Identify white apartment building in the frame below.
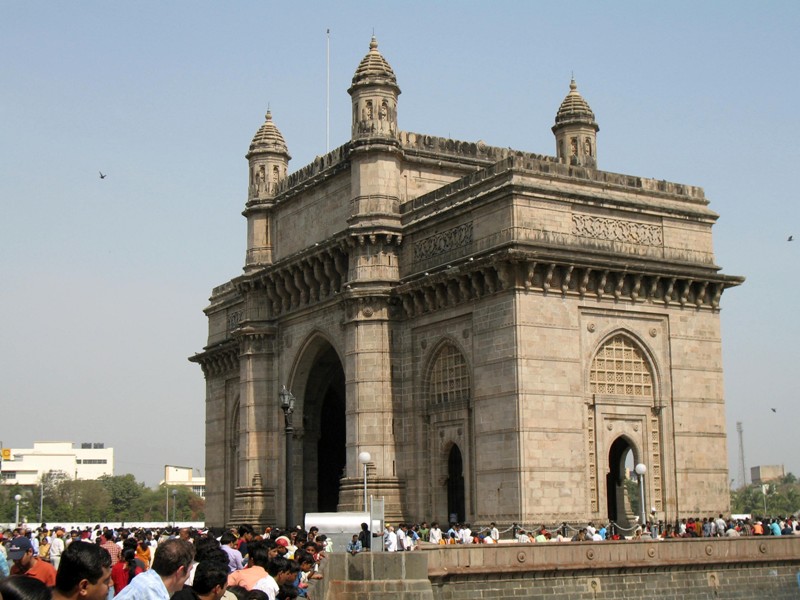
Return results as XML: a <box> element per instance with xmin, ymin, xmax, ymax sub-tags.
<box><xmin>0</xmin><ymin>441</ymin><xmax>114</xmax><ymax>484</ymax></box>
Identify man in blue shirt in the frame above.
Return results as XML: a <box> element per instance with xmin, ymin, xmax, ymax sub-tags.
<box><xmin>115</xmin><ymin>539</ymin><xmax>194</xmax><ymax>600</ymax></box>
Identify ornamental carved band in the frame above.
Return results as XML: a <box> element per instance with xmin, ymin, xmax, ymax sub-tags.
<box><xmin>572</xmin><ymin>214</ymin><xmax>663</xmax><ymax>247</ymax></box>
<box><xmin>414</xmin><ymin>222</ymin><xmax>473</xmax><ymax>262</ymax></box>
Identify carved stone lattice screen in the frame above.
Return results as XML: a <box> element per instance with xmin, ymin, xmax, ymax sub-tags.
<box><xmin>429</xmin><ymin>344</ymin><xmax>470</xmax><ymax>407</ymax></box>
<box><xmin>589</xmin><ymin>335</ymin><xmax>653</xmax><ymax>397</ymax></box>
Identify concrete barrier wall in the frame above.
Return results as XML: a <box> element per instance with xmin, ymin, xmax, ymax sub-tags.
<box><xmin>422</xmin><ymin>537</ymin><xmax>800</xmax><ymax>600</ymax></box>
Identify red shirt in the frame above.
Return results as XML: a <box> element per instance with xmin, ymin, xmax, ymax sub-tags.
<box><xmin>111</xmin><ymin>561</ymin><xmax>144</xmax><ymax>593</ymax></box>
<box><xmin>11</xmin><ymin>557</ymin><xmax>57</xmax><ymax>587</ymax></box>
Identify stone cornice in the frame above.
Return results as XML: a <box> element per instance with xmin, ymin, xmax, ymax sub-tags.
<box><xmin>189</xmin><ymin>339</ymin><xmax>239</xmax><ymax>378</ymax></box>
<box><xmin>395</xmin><ymin>249</ymin><xmax>743</xmax><ymax>317</ymax></box>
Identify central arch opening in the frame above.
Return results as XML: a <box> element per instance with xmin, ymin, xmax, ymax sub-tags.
<box><xmin>316</xmin><ymin>376</ymin><xmax>345</xmax><ymax>511</ymax></box>
<box><xmin>300</xmin><ymin>341</ymin><xmax>346</xmax><ymax>515</ymax></box>
<box><xmin>607</xmin><ymin>437</ymin><xmax>637</xmax><ymax>529</ymax></box>
<box><xmin>447</xmin><ymin>444</ymin><xmax>465</xmax><ymax>523</ymax></box>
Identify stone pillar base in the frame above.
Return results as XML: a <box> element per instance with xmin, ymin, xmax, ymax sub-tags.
<box><xmin>338</xmin><ymin>477</ymin><xmax>405</xmax><ymax>522</ymax></box>
<box><xmin>228</xmin><ymin>475</ymin><xmax>276</xmax><ymax>529</ymax></box>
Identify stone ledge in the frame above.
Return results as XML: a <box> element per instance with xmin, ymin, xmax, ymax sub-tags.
<box><xmin>421</xmin><ymin>536</ymin><xmax>800</xmax><ymax>577</ymax></box>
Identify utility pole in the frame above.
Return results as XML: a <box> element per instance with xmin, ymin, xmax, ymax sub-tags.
<box><xmin>736</xmin><ymin>422</ymin><xmax>747</xmax><ymax>489</ymax></box>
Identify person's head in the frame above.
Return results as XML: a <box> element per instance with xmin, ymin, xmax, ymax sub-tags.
<box><xmin>294</xmin><ymin>550</ymin><xmax>317</xmax><ymax>573</ymax></box>
<box><xmin>237</xmin><ymin>525</ymin><xmax>254</xmax><ymax>541</ymax></box>
<box><xmin>360</xmin><ymin>522</ymin><xmax>369</xmax><ymax>532</ymax></box>
<box><xmin>9</xmin><ymin>537</ymin><xmax>36</xmax><ymax>572</ymax></box>
<box><xmin>276</xmin><ymin>584</ymin><xmax>299</xmax><ymax>600</ymax></box>
<box><xmin>102</xmin><ymin>531</ymin><xmax>114</xmax><ymax>543</ymax></box>
<box><xmin>191</xmin><ymin>561</ymin><xmax>229</xmax><ymax>600</ymax></box>
<box><xmin>194</xmin><ymin>537</ymin><xmax>224</xmax><ymax>564</ymax></box>
<box><xmin>179</xmin><ymin>528</ymin><xmax>191</xmax><ymax>542</ymax></box>
<box><xmin>151</xmin><ymin>538</ymin><xmax>195</xmax><ymax>594</ymax></box>
<box><xmin>220</xmin><ymin>531</ymin><xmax>237</xmax><ymax>547</ymax></box>
<box><xmin>0</xmin><ymin>575</ymin><xmax>52</xmax><ymax>600</ymax></box>
<box><xmin>227</xmin><ymin>587</ymin><xmax>249</xmax><ymax>600</ymax></box>
<box><xmin>245</xmin><ymin>591</ymin><xmax>269</xmax><ymax>600</ymax></box>
<box><xmin>267</xmin><ymin>556</ymin><xmax>298</xmax><ymax>586</ymax></box>
<box><xmin>351</xmin><ymin>534</ymin><xmax>358</xmax><ymax>542</ymax></box>
<box><xmin>248</xmin><ymin>540</ymin><xmax>270</xmax><ymax>569</ymax></box>
<box><xmin>55</xmin><ymin>541</ymin><xmax>113</xmax><ymax>600</ymax></box>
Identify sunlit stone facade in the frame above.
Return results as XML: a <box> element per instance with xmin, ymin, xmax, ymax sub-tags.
<box><xmin>191</xmin><ymin>38</ymin><xmax>743</xmax><ymax>529</ymax></box>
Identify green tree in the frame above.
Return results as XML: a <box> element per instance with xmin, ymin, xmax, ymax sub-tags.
<box><xmin>98</xmin><ymin>474</ymin><xmax>145</xmax><ymax>520</ymax></box>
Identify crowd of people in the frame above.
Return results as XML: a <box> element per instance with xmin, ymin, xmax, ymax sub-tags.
<box><xmin>0</xmin><ymin>523</ymin><xmax>333</xmax><ymax>600</ymax></box>
<box><xmin>1</xmin><ymin>514</ymin><xmax>798</xmax><ymax>600</ymax></box>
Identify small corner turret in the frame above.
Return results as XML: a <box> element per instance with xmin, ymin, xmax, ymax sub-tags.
<box><xmin>244</xmin><ymin>109</ymin><xmax>290</xmax><ymax>270</ymax></box>
<box><xmin>246</xmin><ymin>109</ymin><xmax>291</xmax><ymax>201</ymax></box>
<box><xmin>552</xmin><ymin>79</ymin><xmax>599</xmax><ymax>168</ymax></box>
<box><xmin>348</xmin><ymin>36</ymin><xmax>401</xmax><ymax>141</ymax></box>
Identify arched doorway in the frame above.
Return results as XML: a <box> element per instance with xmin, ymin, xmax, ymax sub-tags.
<box><xmin>447</xmin><ymin>444</ymin><xmax>465</xmax><ymax>523</ymax></box>
<box><xmin>607</xmin><ymin>437</ymin><xmax>637</xmax><ymax>529</ymax></box>
<box><xmin>298</xmin><ymin>341</ymin><xmax>346</xmax><ymax>515</ymax></box>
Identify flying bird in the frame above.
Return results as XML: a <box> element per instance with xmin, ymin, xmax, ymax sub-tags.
<box><xmin>771</xmin><ymin>408</ymin><xmax>777</xmax><ymax>413</ymax></box>
<box><xmin>789</xmin><ymin>235</ymin><xmax>794</xmax><ymax>242</ymax></box>
<box><xmin>99</xmin><ymin>171</ymin><xmax>107</xmax><ymax>179</ymax></box>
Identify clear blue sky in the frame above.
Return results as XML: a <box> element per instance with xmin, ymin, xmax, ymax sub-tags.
<box><xmin>1</xmin><ymin>1</ymin><xmax>797</xmax><ymax>488</ymax></box>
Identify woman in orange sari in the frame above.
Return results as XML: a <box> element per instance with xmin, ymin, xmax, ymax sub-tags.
<box><xmin>135</xmin><ymin>538</ymin><xmax>151</xmax><ymax>569</ymax></box>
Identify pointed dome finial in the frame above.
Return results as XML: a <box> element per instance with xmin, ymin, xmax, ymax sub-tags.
<box><xmin>570</xmin><ymin>78</ymin><xmax>577</xmax><ymax>92</ymax></box>
<box><xmin>349</xmin><ymin>35</ymin><xmax>399</xmax><ymax>92</ymax></box>
<box><xmin>248</xmin><ymin>108</ymin><xmax>290</xmax><ymax>158</ymax></box>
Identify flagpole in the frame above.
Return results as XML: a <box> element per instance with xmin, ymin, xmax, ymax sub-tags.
<box><xmin>326</xmin><ymin>28</ymin><xmax>330</xmax><ymax>153</ymax></box>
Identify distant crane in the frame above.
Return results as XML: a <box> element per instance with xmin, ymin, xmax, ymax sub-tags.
<box><xmin>737</xmin><ymin>421</ymin><xmax>747</xmax><ymax>489</ymax></box>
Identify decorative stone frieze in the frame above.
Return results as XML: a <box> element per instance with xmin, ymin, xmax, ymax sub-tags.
<box><xmin>413</xmin><ymin>222</ymin><xmax>473</xmax><ymax>262</ymax></box>
<box><xmin>572</xmin><ymin>214</ymin><xmax>663</xmax><ymax>247</ymax></box>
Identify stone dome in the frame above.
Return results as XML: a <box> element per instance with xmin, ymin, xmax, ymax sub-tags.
<box><xmin>350</xmin><ymin>36</ymin><xmax>399</xmax><ymax>91</ymax></box>
<box><xmin>248</xmin><ymin>110</ymin><xmax>290</xmax><ymax>157</ymax></box>
<box><xmin>554</xmin><ymin>79</ymin><xmax>598</xmax><ymax>131</ymax></box>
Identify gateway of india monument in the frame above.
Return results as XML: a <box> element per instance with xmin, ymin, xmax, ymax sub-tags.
<box><xmin>191</xmin><ymin>37</ymin><xmax>743</xmax><ymax>530</ymax></box>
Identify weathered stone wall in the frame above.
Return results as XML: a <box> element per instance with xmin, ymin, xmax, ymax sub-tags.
<box><xmin>309</xmin><ymin>538</ymin><xmax>800</xmax><ymax>600</ymax></box>
<box><xmin>423</xmin><ymin>538</ymin><xmax>800</xmax><ymax>600</ymax></box>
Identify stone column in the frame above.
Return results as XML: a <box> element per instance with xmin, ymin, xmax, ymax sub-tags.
<box><xmin>228</xmin><ymin>323</ymin><xmax>278</xmax><ymax>528</ymax></box>
<box><xmin>338</xmin><ymin>295</ymin><xmax>404</xmax><ymax>521</ymax></box>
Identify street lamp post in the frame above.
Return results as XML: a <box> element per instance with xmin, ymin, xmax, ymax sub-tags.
<box><xmin>280</xmin><ymin>385</ymin><xmax>296</xmax><ymax>529</ymax></box>
<box><xmin>171</xmin><ymin>489</ymin><xmax>177</xmax><ymax>526</ymax></box>
<box><xmin>14</xmin><ymin>493</ymin><xmax>22</xmax><ymax>525</ymax></box>
<box><xmin>358</xmin><ymin>451</ymin><xmax>371</xmax><ymax>512</ymax></box>
<box><xmin>634</xmin><ymin>463</ymin><xmax>647</xmax><ymax>532</ymax></box>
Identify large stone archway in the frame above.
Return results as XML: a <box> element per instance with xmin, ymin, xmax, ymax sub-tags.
<box><xmin>291</xmin><ymin>336</ymin><xmax>347</xmax><ymax>516</ymax></box>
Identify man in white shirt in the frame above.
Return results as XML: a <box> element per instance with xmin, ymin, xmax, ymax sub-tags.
<box><xmin>489</xmin><ymin>523</ymin><xmax>500</xmax><ymax>543</ymax></box>
<box><xmin>49</xmin><ymin>528</ymin><xmax>66</xmax><ymax>569</ymax></box>
<box><xmin>384</xmin><ymin>526</ymin><xmax>398</xmax><ymax>552</ymax></box>
<box><xmin>459</xmin><ymin>524</ymin><xmax>472</xmax><ymax>544</ymax></box>
<box><xmin>252</xmin><ymin>557</ymin><xmax>297</xmax><ymax>600</ymax></box>
<box><xmin>396</xmin><ymin>524</ymin><xmax>407</xmax><ymax>551</ymax></box>
<box><xmin>428</xmin><ymin>523</ymin><xmax>443</xmax><ymax>545</ymax></box>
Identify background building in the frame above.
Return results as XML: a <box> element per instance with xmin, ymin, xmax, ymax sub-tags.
<box><xmin>192</xmin><ymin>38</ymin><xmax>742</xmax><ymax>529</ymax></box>
<box><xmin>0</xmin><ymin>441</ymin><xmax>113</xmax><ymax>484</ymax></box>
<box><xmin>751</xmin><ymin>465</ymin><xmax>785</xmax><ymax>485</ymax></box>
<box><xmin>162</xmin><ymin>464</ymin><xmax>206</xmax><ymax>497</ymax></box>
